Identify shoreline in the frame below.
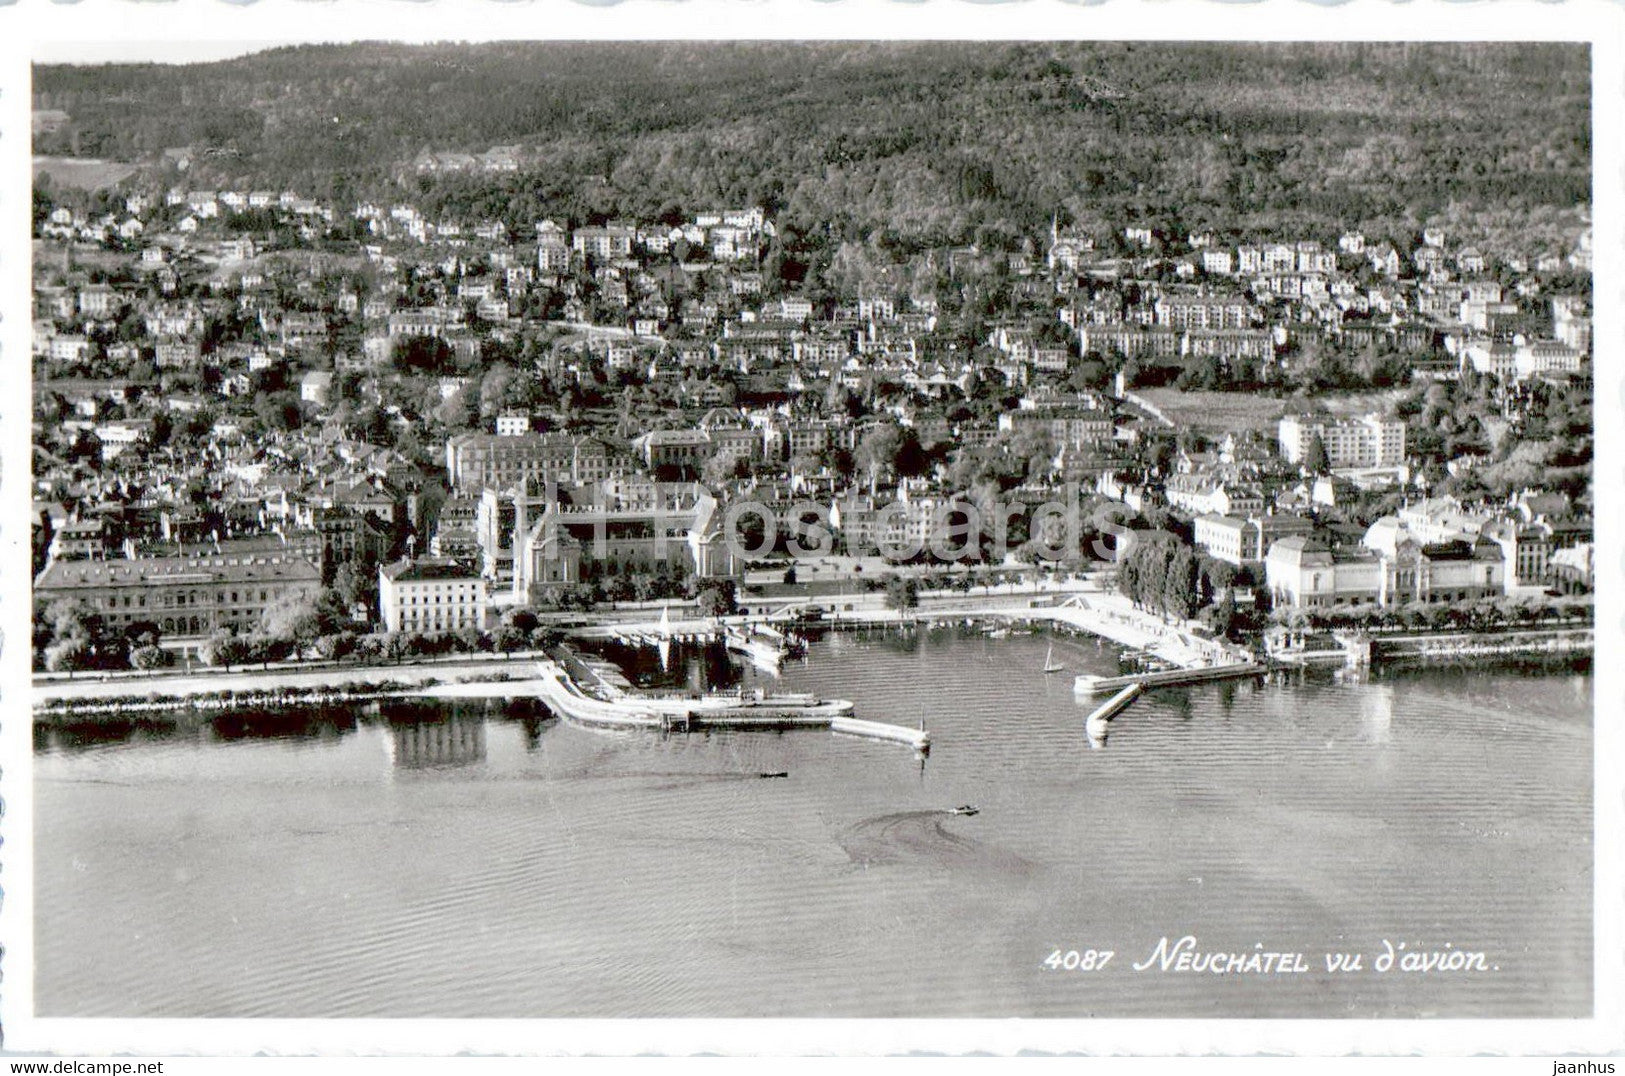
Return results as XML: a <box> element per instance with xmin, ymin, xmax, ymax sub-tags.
<box><xmin>30</xmin><ymin>614</ymin><xmax>1593</xmax><ymax>721</ymax></box>
<box><xmin>32</xmin><ymin>655</ymin><xmax>550</xmax><ymax>717</ymax></box>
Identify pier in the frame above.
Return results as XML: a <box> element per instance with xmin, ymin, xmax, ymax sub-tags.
<box><xmin>830</xmin><ymin>716</ymin><xmax>931</xmax><ymax>751</ymax></box>
<box><xmin>1073</xmin><ymin>661</ymin><xmax>1266</xmax><ymax>695</ymax></box>
<box><xmin>1084</xmin><ymin>683</ymin><xmax>1144</xmax><ymax>723</ymax></box>
<box><xmin>425</xmin><ymin>658</ymin><xmax>929</xmax><ymax>751</ymax></box>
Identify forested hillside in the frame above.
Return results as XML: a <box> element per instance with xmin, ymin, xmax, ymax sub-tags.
<box><xmin>34</xmin><ymin>41</ymin><xmax>1590</xmax><ymax>247</ymax></box>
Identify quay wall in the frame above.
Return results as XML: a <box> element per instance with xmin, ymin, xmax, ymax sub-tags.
<box><xmin>1372</xmin><ymin>627</ymin><xmax>1592</xmax><ymax>664</ymax></box>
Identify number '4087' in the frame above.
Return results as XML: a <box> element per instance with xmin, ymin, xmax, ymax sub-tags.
<box><xmin>1043</xmin><ymin>949</ymin><xmax>1114</xmax><ymax>971</ymax></box>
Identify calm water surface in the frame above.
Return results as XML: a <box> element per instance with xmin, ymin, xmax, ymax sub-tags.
<box><xmin>34</xmin><ymin>630</ymin><xmax>1592</xmax><ymax>1017</ymax></box>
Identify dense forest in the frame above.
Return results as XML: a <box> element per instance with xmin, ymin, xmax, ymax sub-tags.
<box><xmin>34</xmin><ymin>41</ymin><xmax>1590</xmax><ymax>249</ymax></box>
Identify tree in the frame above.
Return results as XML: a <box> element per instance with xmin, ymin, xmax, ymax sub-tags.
<box><xmin>313</xmin><ymin>631</ymin><xmax>358</xmax><ymax>661</ymax></box>
<box><xmin>391</xmin><ymin>335</ymin><xmax>454</xmax><ymax>375</ymax></box>
<box><xmin>1206</xmin><ymin>589</ymin><xmax>1238</xmax><ymax>639</ymax></box>
<box><xmin>1304</xmin><ymin>433</ymin><xmax>1330</xmax><ymax>475</ymax></box>
<box><xmin>436</xmin><ymin>386</ymin><xmax>480</xmax><ymax>430</ymax></box>
<box><xmin>694</xmin><ymin>580</ymin><xmax>738</xmax><ymax>617</ymax></box>
<box><xmin>201</xmin><ymin>629</ymin><xmax>251</xmax><ymax>670</ymax></box>
<box><xmin>504</xmin><ymin>608</ymin><xmax>540</xmax><ymax>634</ymax></box>
<box><xmin>386</xmin><ymin>631</ymin><xmax>417</xmax><ymax>663</ymax></box>
<box><xmin>40</xmin><ymin>599</ymin><xmax>110</xmax><ymax>670</ymax></box>
<box><xmin>527</xmin><ymin>625</ymin><xmax>563</xmax><ymax>651</ymax></box>
<box><xmin>1198</xmin><ymin>555</ymin><xmax>1237</xmax><ymax>607</ymax></box>
<box><xmin>261</xmin><ymin>590</ymin><xmax>332</xmax><ymax>655</ymax></box>
<box><xmin>1160</xmin><ymin>544</ymin><xmax>1199</xmax><ymax>621</ymax></box>
<box><xmin>493</xmin><ymin>625</ymin><xmax>528</xmax><ymax>652</ymax></box>
<box><xmin>884</xmin><ymin>573</ymin><xmax>920</xmax><ymax>614</ymax></box>
<box><xmin>130</xmin><ymin>644</ymin><xmax>171</xmax><ymax>671</ymax></box>
<box><xmin>894</xmin><ymin>428</ymin><xmax>930</xmax><ymax>478</ymax></box>
<box><xmin>330</xmin><ymin>560</ymin><xmax>376</xmax><ymax>615</ymax></box>
<box><xmin>45</xmin><ymin>639</ymin><xmax>94</xmax><ymax>673</ymax></box>
<box><xmin>701</xmin><ymin>450</ymin><xmax>748</xmax><ymax>488</ymax></box>
<box><xmin>254</xmin><ymin>391</ymin><xmax>304</xmax><ymax>432</ymax></box>
<box><xmin>48</xmin><ymin>599</ymin><xmax>104</xmax><ymax>647</ymax></box>
<box><xmin>855</xmin><ymin>424</ymin><xmax>903</xmax><ymax>484</ymax></box>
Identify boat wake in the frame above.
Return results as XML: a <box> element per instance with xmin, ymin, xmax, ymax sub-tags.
<box><xmin>836</xmin><ymin>810</ymin><xmax>1035</xmax><ymax>876</ymax></box>
<box><xmin>547</xmin><ymin>769</ymin><xmax>795</xmax><ymax>791</ymax></box>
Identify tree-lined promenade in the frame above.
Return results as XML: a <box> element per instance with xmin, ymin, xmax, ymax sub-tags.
<box><xmin>33</xmin><ymin>651</ymin><xmax>555</xmax><ymax>708</ymax></box>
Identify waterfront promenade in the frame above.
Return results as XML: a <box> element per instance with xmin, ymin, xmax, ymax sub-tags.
<box><xmin>909</xmin><ymin>589</ymin><xmax>1246</xmax><ymax>670</ymax></box>
<box><xmin>33</xmin><ymin>653</ymin><xmax>552</xmax><ymax>707</ymax></box>
<box><xmin>588</xmin><ymin>582</ymin><xmax>1243</xmax><ymax>672</ymax></box>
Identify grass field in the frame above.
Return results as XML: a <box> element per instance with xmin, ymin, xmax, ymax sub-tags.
<box><xmin>1133</xmin><ymin>389</ymin><xmax>1291</xmax><ymax>433</ymax></box>
<box><xmin>1317</xmin><ymin>389</ymin><xmax>1410</xmax><ymax>416</ymax></box>
<box><xmin>1134</xmin><ymin>387</ymin><xmax>1408</xmax><ymax>433</ymax></box>
<box><xmin>33</xmin><ymin>156</ymin><xmax>139</xmax><ymax>191</ymax></box>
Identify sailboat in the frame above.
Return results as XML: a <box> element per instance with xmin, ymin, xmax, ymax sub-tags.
<box><xmin>1043</xmin><ymin>644</ymin><xmax>1065</xmax><ymax>674</ymax></box>
<box><xmin>657</xmin><ymin>605</ymin><xmax>673</xmax><ymax>669</ymax></box>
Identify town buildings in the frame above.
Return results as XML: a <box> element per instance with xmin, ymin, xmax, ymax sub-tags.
<box><xmin>29</xmin><ymin>161</ymin><xmax>1592</xmax><ymax>667</ymax></box>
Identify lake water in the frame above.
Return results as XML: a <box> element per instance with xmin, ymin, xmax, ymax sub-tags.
<box><xmin>33</xmin><ymin>629</ymin><xmax>1593</xmax><ymax>1018</ymax></box>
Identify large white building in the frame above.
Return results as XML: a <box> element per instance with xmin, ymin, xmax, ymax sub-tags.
<box><xmin>379</xmin><ymin>558</ymin><xmax>490</xmax><ymax>634</ymax></box>
<box><xmin>571</xmin><ymin>225</ymin><xmax>636</xmax><ymax>261</ymax></box>
<box><xmin>1265</xmin><ymin>519</ymin><xmax>1505</xmax><ymax>610</ymax></box>
<box><xmin>1164</xmin><ymin>477</ymin><xmax>1265</xmax><ymax>519</ymax></box>
<box><xmin>1514</xmin><ymin>340</ymin><xmax>1585</xmax><ymax>380</ymax></box>
<box><xmin>1153</xmin><ymin>293</ymin><xmax>1251</xmax><ymax>331</ymax></box>
<box><xmin>1278</xmin><ymin>413</ymin><xmax>1406</xmax><ymax>469</ymax></box>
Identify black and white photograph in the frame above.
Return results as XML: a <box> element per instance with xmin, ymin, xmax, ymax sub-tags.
<box><xmin>6</xmin><ymin>2</ymin><xmax>1623</xmax><ymax>1062</ymax></box>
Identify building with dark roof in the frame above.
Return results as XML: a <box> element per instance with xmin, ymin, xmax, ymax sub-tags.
<box><xmin>35</xmin><ymin>551</ymin><xmax>320</xmax><ymax>639</ymax></box>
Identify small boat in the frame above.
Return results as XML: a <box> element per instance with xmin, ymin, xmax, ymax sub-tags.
<box><xmin>950</xmin><ymin>805</ymin><xmax>980</xmax><ymax>816</ymax></box>
<box><xmin>1043</xmin><ymin>644</ymin><xmax>1065</xmax><ymax>674</ymax></box>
